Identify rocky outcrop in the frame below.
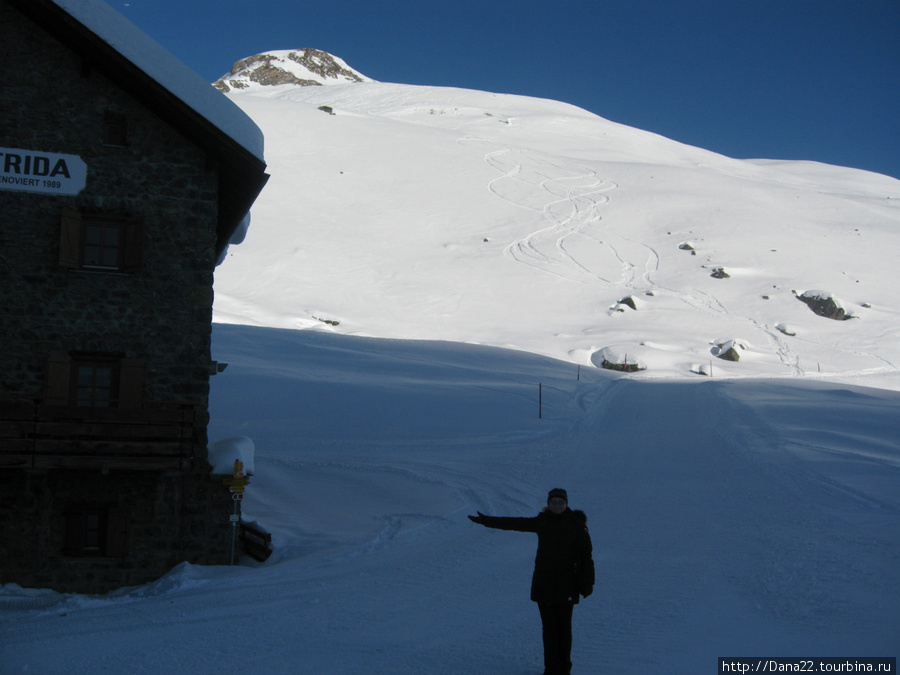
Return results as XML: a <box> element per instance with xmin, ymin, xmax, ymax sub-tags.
<box><xmin>794</xmin><ymin>290</ymin><xmax>852</xmax><ymax>320</ymax></box>
<box><xmin>221</xmin><ymin>54</ymin><xmax>321</xmax><ymax>89</ymax></box>
<box><xmin>712</xmin><ymin>338</ymin><xmax>747</xmax><ymax>361</ymax></box>
<box><xmin>214</xmin><ymin>49</ymin><xmax>371</xmax><ymax>92</ymax></box>
<box><xmin>286</xmin><ymin>49</ymin><xmax>367</xmax><ymax>83</ymax></box>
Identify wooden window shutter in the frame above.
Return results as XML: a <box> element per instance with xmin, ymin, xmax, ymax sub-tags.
<box><xmin>120</xmin><ymin>217</ymin><xmax>143</xmax><ymax>273</ymax></box>
<box><xmin>105</xmin><ymin>507</ymin><xmax>129</xmax><ymax>557</ymax></box>
<box><xmin>59</xmin><ymin>209</ymin><xmax>82</xmax><ymax>268</ymax></box>
<box><xmin>44</xmin><ymin>353</ymin><xmax>72</xmax><ymax>406</ymax></box>
<box><xmin>118</xmin><ymin>358</ymin><xmax>145</xmax><ymax>409</ymax></box>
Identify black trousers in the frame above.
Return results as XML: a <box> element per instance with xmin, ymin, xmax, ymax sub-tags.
<box><xmin>538</xmin><ymin>602</ymin><xmax>574</xmax><ymax>675</ymax></box>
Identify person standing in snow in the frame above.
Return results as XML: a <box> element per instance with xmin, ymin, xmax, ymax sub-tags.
<box><xmin>469</xmin><ymin>488</ymin><xmax>594</xmax><ymax>675</ymax></box>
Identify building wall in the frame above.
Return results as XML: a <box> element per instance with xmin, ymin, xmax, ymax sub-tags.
<box><xmin>0</xmin><ymin>470</ymin><xmax>235</xmax><ymax>593</ymax></box>
<box><xmin>0</xmin><ymin>1</ymin><xmax>237</xmax><ymax>591</ymax></box>
<box><xmin>1</xmin><ymin>1</ymin><xmax>219</xmax><ymax>410</ymax></box>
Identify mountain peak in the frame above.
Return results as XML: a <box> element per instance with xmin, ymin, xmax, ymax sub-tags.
<box><xmin>213</xmin><ymin>49</ymin><xmax>373</xmax><ymax>92</ymax></box>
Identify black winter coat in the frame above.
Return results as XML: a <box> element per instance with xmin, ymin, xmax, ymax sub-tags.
<box><xmin>477</xmin><ymin>508</ymin><xmax>595</xmax><ymax>605</ymax></box>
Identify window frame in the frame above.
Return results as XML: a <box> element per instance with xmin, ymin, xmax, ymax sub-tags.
<box><xmin>44</xmin><ymin>353</ymin><xmax>145</xmax><ymax>410</ymax></box>
<box><xmin>71</xmin><ymin>358</ymin><xmax>120</xmax><ymax>408</ymax></box>
<box><xmin>82</xmin><ymin>218</ymin><xmax>125</xmax><ymax>270</ymax></box>
<box><xmin>59</xmin><ymin>209</ymin><xmax>143</xmax><ymax>273</ymax></box>
<box><xmin>63</xmin><ymin>506</ymin><xmax>129</xmax><ymax>558</ymax></box>
<box><xmin>102</xmin><ymin>111</ymin><xmax>129</xmax><ymax>147</ymax></box>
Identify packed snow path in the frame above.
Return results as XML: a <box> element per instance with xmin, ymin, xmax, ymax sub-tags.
<box><xmin>2</xmin><ymin>326</ymin><xmax>897</xmax><ymax>673</ymax></box>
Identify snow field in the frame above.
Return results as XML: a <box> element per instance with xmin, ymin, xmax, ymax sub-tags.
<box><xmin>3</xmin><ymin>325</ymin><xmax>896</xmax><ymax>673</ymax></box>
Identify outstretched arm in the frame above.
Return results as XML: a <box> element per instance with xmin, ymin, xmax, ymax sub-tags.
<box><xmin>468</xmin><ymin>512</ymin><xmax>538</xmax><ymax>532</ymax></box>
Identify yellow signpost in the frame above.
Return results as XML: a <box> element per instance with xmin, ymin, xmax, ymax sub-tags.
<box><xmin>224</xmin><ymin>460</ymin><xmax>249</xmax><ymax>564</ymax></box>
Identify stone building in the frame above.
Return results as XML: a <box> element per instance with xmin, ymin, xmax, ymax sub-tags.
<box><xmin>0</xmin><ymin>0</ymin><xmax>268</xmax><ymax>592</ymax></box>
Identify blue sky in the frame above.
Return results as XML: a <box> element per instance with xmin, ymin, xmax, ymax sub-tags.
<box><xmin>111</xmin><ymin>0</ymin><xmax>899</xmax><ymax>180</ymax></box>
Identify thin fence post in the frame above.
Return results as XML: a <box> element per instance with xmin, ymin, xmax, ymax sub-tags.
<box><xmin>539</xmin><ymin>383</ymin><xmax>542</xmax><ymax>419</ymax></box>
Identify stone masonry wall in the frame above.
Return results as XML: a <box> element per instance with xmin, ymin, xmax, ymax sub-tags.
<box><xmin>0</xmin><ymin>469</ymin><xmax>235</xmax><ymax>593</ymax></box>
<box><xmin>1</xmin><ymin>2</ymin><xmax>219</xmax><ymax>418</ymax></box>
<box><xmin>0</xmin><ymin>2</ymin><xmax>238</xmax><ymax>591</ymax></box>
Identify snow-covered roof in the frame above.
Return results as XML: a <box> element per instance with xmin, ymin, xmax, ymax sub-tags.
<box><xmin>9</xmin><ymin>0</ymin><xmax>269</xmax><ymax>256</ymax></box>
<box><xmin>51</xmin><ymin>0</ymin><xmax>264</xmax><ymax>162</ymax></box>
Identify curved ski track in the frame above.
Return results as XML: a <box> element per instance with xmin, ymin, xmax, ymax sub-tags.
<box><xmin>455</xmin><ymin>137</ymin><xmax>829</xmax><ymax>375</ymax></box>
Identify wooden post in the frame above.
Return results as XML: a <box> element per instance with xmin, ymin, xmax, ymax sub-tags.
<box><xmin>539</xmin><ymin>383</ymin><xmax>542</xmax><ymax>419</ymax></box>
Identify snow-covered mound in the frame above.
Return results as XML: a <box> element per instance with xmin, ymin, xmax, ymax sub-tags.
<box><xmin>214</xmin><ymin>49</ymin><xmax>373</xmax><ymax>93</ymax></box>
<box><xmin>212</xmin><ymin>59</ymin><xmax>900</xmax><ymax>387</ymax></box>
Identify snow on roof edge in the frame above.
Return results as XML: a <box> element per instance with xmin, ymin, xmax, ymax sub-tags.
<box><xmin>52</xmin><ymin>0</ymin><xmax>265</xmax><ymax>162</ymax></box>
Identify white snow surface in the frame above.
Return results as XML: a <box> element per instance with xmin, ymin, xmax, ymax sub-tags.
<box><xmin>2</xmin><ymin>75</ymin><xmax>899</xmax><ymax>673</ymax></box>
<box><xmin>207</xmin><ymin>436</ymin><xmax>255</xmax><ymax>476</ymax></box>
<box><xmin>51</xmin><ymin>0</ymin><xmax>264</xmax><ymax>160</ymax></box>
<box><xmin>212</xmin><ymin>79</ymin><xmax>900</xmax><ymax>383</ymax></box>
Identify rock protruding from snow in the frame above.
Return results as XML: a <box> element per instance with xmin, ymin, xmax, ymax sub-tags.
<box><xmin>712</xmin><ymin>338</ymin><xmax>748</xmax><ymax>362</ymax></box>
<box><xmin>214</xmin><ymin>49</ymin><xmax>374</xmax><ymax>92</ymax></box>
<box><xmin>591</xmin><ymin>346</ymin><xmax>647</xmax><ymax>373</ymax></box>
<box><xmin>794</xmin><ymin>290</ymin><xmax>852</xmax><ymax>321</ymax></box>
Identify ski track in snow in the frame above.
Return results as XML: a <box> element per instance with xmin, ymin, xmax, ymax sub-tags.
<box><xmin>459</xmin><ymin>137</ymin><xmax>634</xmax><ymax>287</ymax></box>
<box><xmin>459</xmin><ymin>134</ymin><xmax>817</xmax><ymax>377</ymax></box>
<box><xmin>454</xmin><ymin>132</ymin><xmax>897</xmax><ymax>380</ymax></box>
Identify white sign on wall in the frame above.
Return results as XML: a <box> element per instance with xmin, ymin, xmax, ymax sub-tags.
<box><xmin>0</xmin><ymin>147</ymin><xmax>87</xmax><ymax>196</ymax></box>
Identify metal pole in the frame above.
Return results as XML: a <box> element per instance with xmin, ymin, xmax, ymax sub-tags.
<box><xmin>230</xmin><ymin>498</ymin><xmax>238</xmax><ymax>565</ymax></box>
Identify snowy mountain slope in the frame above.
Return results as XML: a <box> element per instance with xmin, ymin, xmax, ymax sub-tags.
<box><xmin>211</xmin><ymin>56</ymin><xmax>900</xmax><ymax>384</ymax></box>
<box><xmin>3</xmin><ymin>51</ymin><xmax>899</xmax><ymax>674</ymax></box>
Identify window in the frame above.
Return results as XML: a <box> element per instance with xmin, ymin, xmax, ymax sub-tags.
<box><xmin>103</xmin><ymin>111</ymin><xmax>129</xmax><ymax>146</ymax></box>
<box><xmin>59</xmin><ymin>210</ymin><xmax>142</xmax><ymax>273</ymax></box>
<box><xmin>73</xmin><ymin>360</ymin><xmax>119</xmax><ymax>408</ymax></box>
<box><xmin>44</xmin><ymin>353</ymin><xmax>145</xmax><ymax>409</ymax></box>
<box><xmin>83</xmin><ymin>220</ymin><xmax>122</xmax><ymax>269</ymax></box>
<box><xmin>64</xmin><ymin>506</ymin><xmax>128</xmax><ymax>557</ymax></box>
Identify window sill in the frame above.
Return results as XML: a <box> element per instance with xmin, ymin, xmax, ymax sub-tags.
<box><xmin>60</xmin><ymin>555</ymin><xmax>121</xmax><ymax>564</ymax></box>
<box><xmin>67</xmin><ymin>268</ymin><xmax>135</xmax><ymax>277</ymax></box>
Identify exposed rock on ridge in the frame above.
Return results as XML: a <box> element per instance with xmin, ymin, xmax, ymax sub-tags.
<box><xmin>214</xmin><ymin>49</ymin><xmax>372</xmax><ymax>92</ymax></box>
